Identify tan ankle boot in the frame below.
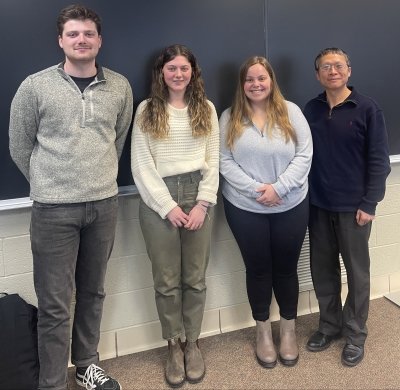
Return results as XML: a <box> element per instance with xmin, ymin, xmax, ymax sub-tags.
<box><xmin>279</xmin><ymin>317</ymin><xmax>299</xmax><ymax>366</ymax></box>
<box><xmin>256</xmin><ymin>320</ymin><xmax>277</xmax><ymax>368</ymax></box>
<box><xmin>184</xmin><ymin>340</ymin><xmax>205</xmax><ymax>383</ymax></box>
<box><xmin>165</xmin><ymin>338</ymin><xmax>185</xmax><ymax>387</ymax></box>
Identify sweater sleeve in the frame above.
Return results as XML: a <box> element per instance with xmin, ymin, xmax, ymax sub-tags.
<box><xmin>9</xmin><ymin>77</ymin><xmax>38</xmax><ymax>182</ymax></box>
<box><xmin>131</xmin><ymin>101</ymin><xmax>177</xmax><ymax>219</ymax></box>
<box><xmin>115</xmin><ymin>80</ymin><xmax>134</xmax><ymax>160</ymax></box>
<box><xmin>196</xmin><ymin>101</ymin><xmax>220</xmax><ymax>205</ymax></box>
<box><xmin>359</xmin><ymin>106</ymin><xmax>391</xmax><ymax>214</ymax></box>
<box><xmin>272</xmin><ymin>102</ymin><xmax>313</xmax><ymax>198</ymax></box>
<box><xmin>219</xmin><ymin>108</ymin><xmax>267</xmax><ymax>198</ymax></box>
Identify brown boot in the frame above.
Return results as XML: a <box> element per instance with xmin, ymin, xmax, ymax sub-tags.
<box><xmin>184</xmin><ymin>340</ymin><xmax>205</xmax><ymax>383</ymax></box>
<box><xmin>165</xmin><ymin>338</ymin><xmax>185</xmax><ymax>388</ymax></box>
<box><xmin>255</xmin><ymin>320</ymin><xmax>277</xmax><ymax>368</ymax></box>
<box><xmin>279</xmin><ymin>317</ymin><xmax>299</xmax><ymax>366</ymax></box>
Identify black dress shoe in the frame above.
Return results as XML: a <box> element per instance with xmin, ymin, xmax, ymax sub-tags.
<box><xmin>306</xmin><ymin>331</ymin><xmax>340</xmax><ymax>352</ymax></box>
<box><xmin>341</xmin><ymin>344</ymin><xmax>364</xmax><ymax>366</ymax></box>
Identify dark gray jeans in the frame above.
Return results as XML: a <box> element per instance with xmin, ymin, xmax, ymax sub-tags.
<box><xmin>31</xmin><ymin>196</ymin><xmax>118</xmax><ymax>390</ymax></box>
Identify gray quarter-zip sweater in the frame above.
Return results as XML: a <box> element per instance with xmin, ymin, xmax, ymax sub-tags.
<box><xmin>9</xmin><ymin>63</ymin><xmax>133</xmax><ymax>203</ymax></box>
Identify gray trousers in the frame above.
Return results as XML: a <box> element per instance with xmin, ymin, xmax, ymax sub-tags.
<box><xmin>139</xmin><ymin>171</ymin><xmax>213</xmax><ymax>342</ymax></box>
<box><xmin>309</xmin><ymin>205</ymin><xmax>372</xmax><ymax>346</ymax></box>
<box><xmin>31</xmin><ymin>196</ymin><xmax>118</xmax><ymax>390</ymax></box>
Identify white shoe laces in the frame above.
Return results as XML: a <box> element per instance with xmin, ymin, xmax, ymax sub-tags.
<box><xmin>83</xmin><ymin>364</ymin><xmax>109</xmax><ymax>389</ymax></box>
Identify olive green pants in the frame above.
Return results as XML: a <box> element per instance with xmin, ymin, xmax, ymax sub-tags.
<box><xmin>139</xmin><ymin>171</ymin><xmax>214</xmax><ymax>342</ymax></box>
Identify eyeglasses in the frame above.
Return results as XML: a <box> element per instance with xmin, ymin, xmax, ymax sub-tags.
<box><xmin>318</xmin><ymin>63</ymin><xmax>348</xmax><ymax>72</ymax></box>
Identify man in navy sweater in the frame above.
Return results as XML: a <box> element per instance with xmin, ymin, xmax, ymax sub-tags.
<box><xmin>303</xmin><ymin>48</ymin><xmax>390</xmax><ymax>366</ymax></box>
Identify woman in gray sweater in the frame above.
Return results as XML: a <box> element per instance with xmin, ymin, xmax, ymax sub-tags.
<box><xmin>219</xmin><ymin>56</ymin><xmax>312</xmax><ymax>368</ymax></box>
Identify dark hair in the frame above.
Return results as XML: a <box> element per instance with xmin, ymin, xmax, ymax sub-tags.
<box><xmin>314</xmin><ymin>47</ymin><xmax>351</xmax><ymax>71</ymax></box>
<box><xmin>57</xmin><ymin>4</ymin><xmax>102</xmax><ymax>36</ymax></box>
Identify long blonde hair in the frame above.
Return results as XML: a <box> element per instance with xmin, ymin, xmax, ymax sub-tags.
<box><xmin>138</xmin><ymin>44</ymin><xmax>211</xmax><ymax>138</ymax></box>
<box><xmin>226</xmin><ymin>56</ymin><xmax>296</xmax><ymax>149</ymax></box>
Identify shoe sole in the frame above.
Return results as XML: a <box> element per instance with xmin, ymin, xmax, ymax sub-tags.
<box><xmin>306</xmin><ymin>334</ymin><xmax>341</xmax><ymax>352</ymax></box>
<box><xmin>186</xmin><ymin>369</ymin><xmax>206</xmax><ymax>384</ymax></box>
<box><xmin>256</xmin><ymin>355</ymin><xmax>277</xmax><ymax>369</ymax></box>
<box><xmin>165</xmin><ymin>375</ymin><xmax>186</xmax><ymax>388</ymax></box>
<box><xmin>306</xmin><ymin>341</ymin><xmax>332</xmax><ymax>352</ymax></box>
<box><xmin>76</xmin><ymin>377</ymin><xmax>123</xmax><ymax>390</ymax></box>
<box><xmin>279</xmin><ymin>354</ymin><xmax>299</xmax><ymax>367</ymax></box>
<box><xmin>75</xmin><ymin>378</ymin><xmax>85</xmax><ymax>388</ymax></box>
<box><xmin>341</xmin><ymin>354</ymin><xmax>364</xmax><ymax>367</ymax></box>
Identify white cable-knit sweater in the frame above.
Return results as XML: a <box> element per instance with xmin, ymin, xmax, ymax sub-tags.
<box><xmin>131</xmin><ymin>99</ymin><xmax>220</xmax><ymax>218</ymax></box>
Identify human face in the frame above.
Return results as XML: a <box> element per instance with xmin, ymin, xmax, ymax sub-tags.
<box><xmin>316</xmin><ymin>53</ymin><xmax>351</xmax><ymax>92</ymax></box>
<box><xmin>244</xmin><ymin>64</ymin><xmax>272</xmax><ymax>105</ymax></box>
<box><xmin>162</xmin><ymin>55</ymin><xmax>192</xmax><ymax>95</ymax></box>
<box><xmin>58</xmin><ymin>19</ymin><xmax>102</xmax><ymax>65</ymax></box>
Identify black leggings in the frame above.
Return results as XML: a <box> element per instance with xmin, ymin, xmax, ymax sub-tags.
<box><xmin>223</xmin><ymin>196</ymin><xmax>309</xmax><ymax>321</ymax></box>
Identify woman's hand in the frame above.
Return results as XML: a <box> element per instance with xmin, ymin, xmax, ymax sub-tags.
<box><xmin>256</xmin><ymin>184</ymin><xmax>282</xmax><ymax>207</ymax></box>
<box><xmin>167</xmin><ymin>206</ymin><xmax>189</xmax><ymax>228</ymax></box>
<box><xmin>184</xmin><ymin>203</ymin><xmax>208</xmax><ymax>231</ymax></box>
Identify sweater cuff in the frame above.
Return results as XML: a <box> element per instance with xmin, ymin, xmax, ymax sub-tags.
<box><xmin>159</xmin><ymin>200</ymin><xmax>178</xmax><ymax>219</ymax></box>
<box><xmin>358</xmin><ymin>201</ymin><xmax>377</xmax><ymax>216</ymax></box>
<box><xmin>197</xmin><ymin>191</ymin><xmax>217</xmax><ymax>206</ymax></box>
<box><xmin>272</xmin><ymin>181</ymin><xmax>287</xmax><ymax>199</ymax></box>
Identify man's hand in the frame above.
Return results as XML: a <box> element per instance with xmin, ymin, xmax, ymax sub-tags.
<box><xmin>356</xmin><ymin>209</ymin><xmax>375</xmax><ymax>226</ymax></box>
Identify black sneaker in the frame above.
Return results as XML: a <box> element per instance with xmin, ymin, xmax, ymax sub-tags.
<box><xmin>75</xmin><ymin>364</ymin><xmax>121</xmax><ymax>390</ymax></box>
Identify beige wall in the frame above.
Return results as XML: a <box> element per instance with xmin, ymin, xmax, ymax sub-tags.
<box><xmin>1</xmin><ymin>164</ymin><xmax>399</xmax><ymax>361</ymax></box>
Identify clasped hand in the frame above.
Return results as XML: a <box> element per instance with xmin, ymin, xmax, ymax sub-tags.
<box><xmin>255</xmin><ymin>184</ymin><xmax>282</xmax><ymax>207</ymax></box>
<box><xmin>167</xmin><ymin>205</ymin><xmax>206</xmax><ymax>230</ymax></box>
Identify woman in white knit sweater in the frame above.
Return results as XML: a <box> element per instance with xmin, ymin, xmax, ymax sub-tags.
<box><xmin>131</xmin><ymin>44</ymin><xmax>219</xmax><ymax>387</ymax></box>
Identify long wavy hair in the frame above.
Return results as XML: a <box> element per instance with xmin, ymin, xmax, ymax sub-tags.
<box><xmin>226</xmin><ymin>56</ymin><xmax>296</xmax><ymax>149</ymax></box>
<box><xmin>138</xmin><ymin>44</ymin><xmax>211</xmax><ymax>138</ymax></box>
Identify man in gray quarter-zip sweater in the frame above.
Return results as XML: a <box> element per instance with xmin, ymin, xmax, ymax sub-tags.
<box><xmin>9</xmin><ymin>5</ymin><xmax>133</xmax><ymax>390</ymax></box>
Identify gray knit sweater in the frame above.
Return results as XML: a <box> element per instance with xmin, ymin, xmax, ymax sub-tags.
<box><xmin>9</xmin><ymin>63</ymin><xmax>133</xmax><ymax>203</ymax></box>
<box><xmin>219</xmin><ymin>101</ymin><xmax>313</xmax><ymax>213</ymax></box>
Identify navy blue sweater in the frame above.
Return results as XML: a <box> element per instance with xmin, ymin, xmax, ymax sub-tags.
<box><xmin>304</xmin><ymin>88</ymin><xmax>390</xmax><ymax>215</ymax></box>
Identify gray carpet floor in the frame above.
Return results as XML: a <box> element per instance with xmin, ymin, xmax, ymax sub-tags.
<box><xmin>68</xmin><ymin>297</ymin><xmax>400</xmax><ymax>389</ymax></box>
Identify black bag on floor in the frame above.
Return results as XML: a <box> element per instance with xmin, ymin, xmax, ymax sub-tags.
<box><xmin>0</xmin><ymin>293</ymin><xmax>39</xmax><ymax>390</ymax></box>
